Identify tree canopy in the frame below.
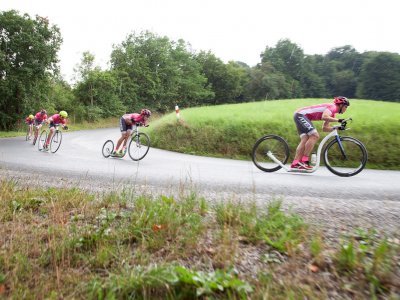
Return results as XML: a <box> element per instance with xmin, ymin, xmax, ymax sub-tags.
<box><xmin>1</xmin><ymin>10</ymin><xmax>400</xmax><ymax>130</ymax></box>
<box><xmin>0</xmin><ymin>10</ymin><xmax>62</xmax><ymax>129</ymax></box>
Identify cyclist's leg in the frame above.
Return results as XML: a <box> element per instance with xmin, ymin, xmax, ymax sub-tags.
<box><xmin>114</xmin><ymin>117</ymin><xmax>127</xmax><ymax>152</ymax></box>
<box><xmin>122</xmin><ymin>128</ymin><xmax>132</xmax><ymax>150</ymax></box>
<box><xmin>28</xmin><ymin>124</ymin><xmax>33</xmax><ymax>137</ymax></box>
<box><xmin>303</xmin><ymin>132</ymin><xmax>319</xmax><ymax>159</ymax></box>
<box><xmin>45</xmin><ymin>124</ymin><xmax>55</xmax><ymax>148</ymax></box>
<box><xmin>34</xmin><ymin>121</ymin><xmax>41</xmax><ymax>138</ymax></box>
<box><xmin>292</xmin><ymin>114</ymin><xmax>317</xmax><ymax>168</ymax></box>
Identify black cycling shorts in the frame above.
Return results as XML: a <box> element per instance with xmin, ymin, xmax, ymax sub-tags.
<box><xmin>119</xmin><ymin>117</ymin><xmax>133</xmax><ymax>132</ymax></box>
<box><xmin>293</xmin><ymin>113</ymin><xmax>317</xmax><ymax>136</ymax></box>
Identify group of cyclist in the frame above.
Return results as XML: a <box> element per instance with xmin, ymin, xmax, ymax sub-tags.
<box><xmin>24</xmin><ymin>96</ymin><xmax>348</xmax><ymax>167</ymax></box>
<box><xmin>25</xmin><ymin>109</ymin><xmax>69</xmax><ymax>150</ymax></box>
<box><xmin>25</xmin><ymin>108</ymin><xmax>152</xmax><ymax>155</ymax></box>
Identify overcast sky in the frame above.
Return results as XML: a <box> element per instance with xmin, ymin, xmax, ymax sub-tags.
<box><xmin>2</xmin><ymin>0</ymin><xmax>400</xmax><ymax>82</ymax></box>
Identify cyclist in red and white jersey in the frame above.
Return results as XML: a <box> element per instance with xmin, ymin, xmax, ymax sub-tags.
<box><xmin>33</xmin><ymin>109</ymin><xmax>48</xmax><ymax>141</ymax></box>
<box><xmin>291</xmin><ymin>96</ymin><xmax>350</xmax><ymax>170</ymax></box>
<box><xmin>43</xmin><ymin>111</ymin><xmax>68</xmax><ymax>151</ymax></box>
<box><xmin>112</xmin><ymin>108</ymin><xmax>151</xmax><ymax>156</ymax></box>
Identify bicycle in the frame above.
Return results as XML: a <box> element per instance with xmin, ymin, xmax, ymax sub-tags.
<box><xmin>251</xmin><ymin>118</ymin><xmax>368</xmax><ymax>177</ymax></box>
<box><xmin>102</xmin><ymin>123</ymin><xmax>150</xmax><ymax>161</ymax></box>
<box><xmin>38</xmin><ymin>124</ymin><xmax>65</xmax><ymax>153</ymax></box>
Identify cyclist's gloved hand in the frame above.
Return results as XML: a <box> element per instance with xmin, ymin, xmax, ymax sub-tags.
<box><xmin>63</xmin><ymin>125</ymin><xmax>68</xmax><ymax>130</ymax></box>
<box><xmin>338</xmin><ymin>119</ymin><xmax>344</xmax><ymax>123</ymax></box>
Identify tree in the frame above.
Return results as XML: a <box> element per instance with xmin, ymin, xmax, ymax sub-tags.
<box><xmin>246</xmin><ymin>62</ymin><xmax>290</xmax><ymax>100</ymax></box>
<box><xmin>324</xmin><ymin>46</ymin><xmax>362</xmax><ymax>97</ymax></box>
<box><xmin>74</xmin><ymin>70</ymin><xmax>125</xmax><ymax>120</ymax></box>
<box><xmin>110</xmin><ymin>31</ymin><xmax>212</xmax><ymax>111</ymax></box>
<box><xmin>73</xmin><ymin>51</ymin><xmax>101</xmax><ymax>106</ymax></box>
<box><xmin>300</xmin><ymin>55</ymin><xmax>327</xmax><ymax>97</ymax></box>
<box><xmin>357</xmin><ymin>52</ymin><xmax>400</xmax><ymax>101</ymax></box>
<box><xmin>0</xmin><ymin>10</ymin><xmax>62</xmax><ymax>129</ymax></box>
<box><xmin>73</xmin><ymin>51</ymin><xmax>96</xmax><ymax>82</ymax></box>
<box><xmin>195</xmin><ymin>51</ymin><xmax>247</xmax><ymax>104</ymax></box>
<box><xmin>259</xmin><ymin>39</ymin><xmax>305</xmax><ymax>98</ymax></box>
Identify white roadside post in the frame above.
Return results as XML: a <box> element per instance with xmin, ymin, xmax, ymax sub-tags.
<box><xmin>175</xmin><ymin>104</ymin><xmax>180</xmax><ymax>120</ymax></box>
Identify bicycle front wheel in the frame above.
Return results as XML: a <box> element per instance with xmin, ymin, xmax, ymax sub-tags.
<box><xmin>252</xmin><ymin>135</ymin><xmax>290</xmax><ymax>172</ymax></box>
<box><xmin>323</xmin><ymin>136</ymin><xmax>368</xmax><ymax>177</ymax></box>
<box><xmin>50</xmin><ymin>131</ymin><xmax>62</xmax><ymax>153</ymax></box>
<box><xmin>128</xmin><ymin>133</ymin><xmax>150</xmax><ymax>161</ymax></box>
<box><xmin>102</xmin><ymin>140</ymin><xmax>114</xmax><ymax>158</ymax></box>
<box><xmin>38</xmin><ymin>130</ymin><xmax>47</xmax><ymax>151</ymax></box>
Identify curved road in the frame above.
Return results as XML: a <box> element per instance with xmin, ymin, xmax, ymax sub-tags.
<box><xmin>0</xmin><ymin>128</ymin><xmax>399</xmax><ymax>201</ymax></box>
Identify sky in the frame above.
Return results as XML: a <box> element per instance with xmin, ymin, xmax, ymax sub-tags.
<box><xmin>2</xmin><ymin>0</ymin><xmax>400</xmax><ymax>82</ymax></box>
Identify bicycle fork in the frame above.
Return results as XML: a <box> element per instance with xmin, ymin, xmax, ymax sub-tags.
<box><xmin>335</xmin><ymin>135</ymin><xmax>348</xmax><ymax>160</ymax></box>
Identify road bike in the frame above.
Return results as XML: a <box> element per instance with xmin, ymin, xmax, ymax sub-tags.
<box><xmin>251</xmin><ymin>118</ymin><xmax>368</xmax><ymax>177</ymax></box>
<box><xmin>102</xmin><ymin>124</ymin><xmax>151</xmax><ymax>161</ymax></box>
<box><xmin>38</xmin><ymin>124</ymin><xmax>64</xmax><ymax>153</ymax></box>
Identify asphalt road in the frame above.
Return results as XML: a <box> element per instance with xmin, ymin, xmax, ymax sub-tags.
<box><xmin>1</xmin><ymin>128</ymin><xmax>399</xmax><ymax>201</ymax></box>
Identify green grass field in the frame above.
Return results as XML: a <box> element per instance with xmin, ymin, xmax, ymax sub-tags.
<box><xmin>148</xmin><ymin>99</ymin><xmax>400</xmax><ymax>170</ymax></box>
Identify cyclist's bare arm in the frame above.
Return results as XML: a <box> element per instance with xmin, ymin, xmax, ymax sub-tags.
<box><xmin>321</xmin><ymin>109</ymin><xmax>339</xmax><ymax>132</ymax></box>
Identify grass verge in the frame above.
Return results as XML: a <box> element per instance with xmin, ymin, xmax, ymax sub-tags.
<box><xmin>148</xmin><ymin>99</ymin><xmax>400</xmax><ymax>170</ymax></box>
<box><xmin>0</xmin><ymin>180</ymin><xmax>399</xmax><ymax>299</ymax></box>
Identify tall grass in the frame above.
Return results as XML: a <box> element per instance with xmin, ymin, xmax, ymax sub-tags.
<box><xmin>1</xmin><ymin>180</ymin><xmax>399</xmax><ymax>299</ymax></box>
<box><xmin>148</xmin><ymin>99</ymin><xmax>400</xmax><ymax>169</ymax></box>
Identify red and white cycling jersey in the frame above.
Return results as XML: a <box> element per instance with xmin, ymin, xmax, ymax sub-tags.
<box><xmin>35</xmin><ymin>112</ymin><xmax>47</xmax><ymax>122</ymax></box>
<box><xmin>128</xmin><ymin>113</ymin><xmax>147</xmax><ymax>125</ymax></box>
<box><xmin>49</xmin><ymin>114</ymin><xmax>67</xmax><ymax>125</ymax></box>
<box><xmin>296</xmin><ymin>103</ymin><xmax>338</xmax><ymax>121</ymax></box>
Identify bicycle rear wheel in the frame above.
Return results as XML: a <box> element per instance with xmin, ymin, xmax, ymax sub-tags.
<box><xmin>38</xmin><ymin>130</ymin><xmax>47</xmax><ymax>151</ymax></box>
<box><xmin>252</xmin><ymin>135</ymin><xmax>290</xmax><ymax>172</ymax></box>
<box><xmin>50</xmin><ymin>131</ymin><xmax>62</xmax><ymax>153</ymax></box>
<box><xmin>102</xmin><ymin>140</ymin><xmax>114</xmax><ymax>158</ymax></box>
<box><xmin>323</xmin><ymin>136</ymin><xmax>368</xmax><ymax>177</ymax></box>
<box><xmin>128</xmin><ymin>133</ymin><xmax>150</xmax><ymax>161</ymax></box>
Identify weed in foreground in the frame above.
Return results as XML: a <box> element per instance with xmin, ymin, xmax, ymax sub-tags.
<box><xmin>88</xmin><ymin>264</ymin><xmax>252</xmax><ymax>300</ymax></box>
<box><xmin>1</xmin><ymin>180</ymin><xmax>399</xmax><ymax>299</ymax></box>
<box><xmin>215</xmin><ymin>199</ymin><xmax>308</xmax><ymax>254</ymax></box>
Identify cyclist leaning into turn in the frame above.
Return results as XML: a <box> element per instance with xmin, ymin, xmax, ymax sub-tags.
<box><xmin>112</xmin><ymin>108</ymin><xmax>151</xmax><ymax>156</ymax></box>
<box><xmin>291</xmin><ymin>96</ymin><xmax>350</xmax><ymax>170</ymax></box>
<box><xmin>33</xmin><ymin>109</ymin><xmax>48</xmax><ymax>141</ymax></box>
<box><xmin>25</xmin><ymin>114</ymin><xmax>35</xmax><ymax>139</ymax></box>
<box><xmin>43</xmin><ymin>111</ymin><xmax>69</xmax><ymax>151</ymax></box>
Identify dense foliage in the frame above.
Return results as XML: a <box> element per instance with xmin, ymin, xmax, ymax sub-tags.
<box><xmin>1</xmin><ymin>10</ymin><xmax>400</xmax><ymax>130</ymax></box>
<box><xmin>0</xmin><ymin>10</ymin><xmax>62</xmax><ymax>129</ymax></box>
